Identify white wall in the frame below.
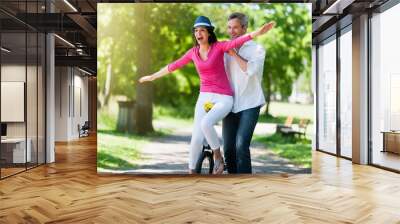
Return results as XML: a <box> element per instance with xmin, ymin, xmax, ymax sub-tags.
<box><xmin>55</xmin><ymin>66</ymin><xmax>69</xmax><ymax>141</ymax></box>
<box><xmin>72</xmin><ymin>72</ymin><xmax>89</xmax><ymax>138</ymax></box>
<box><xmin>55</xmin><ymin>67</ymin><xmax>89</xmax><ymax>141</ymax></box>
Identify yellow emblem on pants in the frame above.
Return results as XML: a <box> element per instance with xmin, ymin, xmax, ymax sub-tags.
<box><xmin>203</xmin><ymin>101</ymin><xmax>214</xmax><ymax>112</ymax></box>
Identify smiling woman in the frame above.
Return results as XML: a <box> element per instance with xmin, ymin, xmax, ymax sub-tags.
<box><xmin>191</xmin><ymin>17</ymin><xmax>218</xmax><ymax>46</ymax></box>
<box><xmin>192</xmin><ymin>25</ymin><xmax>216</xmax><ymax>61</ymax></box>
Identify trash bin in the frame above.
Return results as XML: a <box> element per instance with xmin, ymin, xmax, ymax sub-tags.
<box><xmin>116</xmin><ymin>101</ymin><xmax>135</xmax><ymax>133</ymax></box>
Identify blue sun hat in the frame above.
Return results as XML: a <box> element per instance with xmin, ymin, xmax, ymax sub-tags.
<box><xmin>193</xmin><ymin>16</ymin><xmax>214</xmax><ymax>30</ymax></box>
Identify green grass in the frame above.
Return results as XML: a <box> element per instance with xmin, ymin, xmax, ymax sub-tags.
<box><xmin>97</xmin><ymin>110</ymin><xmax>169</xmax><ymax>170</ymax></box>
<box><xmin>253</xmin><ymin>133</ymin><xmax>312</xmax><ymax>168</ymax></box>
<box><xmin>98</xmin><ymin>109</ymin><xmax>117</xmax><ymax>131</ymax></box>
<box><xmin>97</xmin><ymin>131</ymin><xmax>143</xmax><ymax>170</ymax></box>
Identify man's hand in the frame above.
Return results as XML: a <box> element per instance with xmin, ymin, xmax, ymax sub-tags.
<box><xmin>258</xmin><ymin>21</ymin><xmax>275</xmax><ymax>36</ymax></box>
<box><xmin>227</xmin><ymin>49</ymin><xmax>237</xmax><ymax>57</ymax></box>
<box><xmin>228</xmin><ymin>48</ymin><xmax>248</xmax><ymax>72</ymax></box>
<box><xmin>251</xmin><ymin>21</ymin><xmax>275</xmax><ymax>38</ymax></box>
<box><xmin>139</xmin><ymin>75</ymin><xmax>155</xmax><ymax>83</ymax></box>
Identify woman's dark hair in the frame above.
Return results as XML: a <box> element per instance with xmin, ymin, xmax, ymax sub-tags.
<box><xmin>192</xmin><ymin>26</ymin><xmax>218</xmax><ymax>46</ymax></box>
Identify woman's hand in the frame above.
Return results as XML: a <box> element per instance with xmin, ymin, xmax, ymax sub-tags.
<box><xmin>139</xmin><ymin>75</ymin><xmax>155</xmax><ymax>83</ymax></box>
<box><xmin>138</xmin><ymin>66</ymin><xmax>170</xmax><ymax>83</ymax></box>
<box><xmin>251</xmin><ymin>21</ymin><xmax>275</xmax><ymax>38</ymax></box>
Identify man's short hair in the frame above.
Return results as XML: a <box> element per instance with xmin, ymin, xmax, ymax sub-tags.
<box><xmin>228</xmin><ymin>12</ymin><xmax>248</xmax><ymax>28</ymax></box>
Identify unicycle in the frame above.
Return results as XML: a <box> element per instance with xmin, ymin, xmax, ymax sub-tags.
<box><xmin>195</xmin><ymin>144</ymin><xmax>214</xmax><ymax>174</ymax></box>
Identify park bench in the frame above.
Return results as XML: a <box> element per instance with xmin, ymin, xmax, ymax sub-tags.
<box><xmin>277</xmin><ymin>117</ymin><xmax>309</xmax><ymax>139</ymax></box>
<box><xmin>293</xmin><ymin>119</ymin><xmax>310</xmax><ymax>139</ymax></box>
<box><xmin>276</xmin><ymin>116</ymin><xmax>293</xmax><ymax>133</ymax></box>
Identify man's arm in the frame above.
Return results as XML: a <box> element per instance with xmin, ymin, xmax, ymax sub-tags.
<box><xmin>228</xmin><ymin>44</ymin><xmax>266</xmax><ymax>77</ymax></box>
<box><xmin>227</xmin><ymin>49</ymin><xmax>248</xmax><ymax>72</ymax></box>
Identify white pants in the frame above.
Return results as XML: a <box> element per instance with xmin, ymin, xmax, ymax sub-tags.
<box><xmin>189</xmin><ymin>92</ymin><xmax>233</xmax><ymax>170</ymax></box>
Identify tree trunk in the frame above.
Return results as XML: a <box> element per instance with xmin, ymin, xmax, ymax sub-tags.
<box><xmin>265</xmin><ymin>72</ymin><xmax>272</xmax><ymax>116</ymax></box>
<box><xmin>103</xmin><ymin>63</ymin><xmax>112</xmax><ymax>106</ymax></box>
<box><xmin>133</xmin><ymin>4</ymin><xmax>154</xmax><ymax>135</ymax></box>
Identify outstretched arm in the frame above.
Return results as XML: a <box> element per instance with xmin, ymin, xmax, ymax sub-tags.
<box><xmin>139</xmin><ymin>66</ymin><xmax>170</xmax><ymax>83</ymax></box>
<box><xmin>250</xmin><ymin>21</ymin><xmax>275</xmax><ymax>38</ymax></box>
<box><xmin>220</xmin><ymin>34</ymin><xmax>253</xmax><ymax>52</ymax></box>
<box><xmin>139</xmin><ymin>49</ymin><xmax>193</xmax><ymax>83</ymax></box>
<box><xmin>220</xmin><ymin>21</ymin><xmax>275</xmax><ymax>52</ymax></box>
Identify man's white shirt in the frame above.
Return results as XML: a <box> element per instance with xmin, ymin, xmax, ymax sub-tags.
<box><xmin>224</xmin><ymin>39</ymin><xmax>266</xmax><ymax>113</ymax></box>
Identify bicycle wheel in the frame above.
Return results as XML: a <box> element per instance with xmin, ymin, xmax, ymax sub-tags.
<box><xmin>195</xmin><ymin>147</ymin><xmax>214</xmax><ymax>174</ymax></box>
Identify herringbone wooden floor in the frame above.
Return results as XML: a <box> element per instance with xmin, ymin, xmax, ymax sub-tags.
<box><xmin>1</xmin><ymin>135</ymin><xmax>400</xmax><ymax>224</ymax></box>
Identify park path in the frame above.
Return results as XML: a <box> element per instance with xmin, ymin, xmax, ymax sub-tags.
<box><xmin>106</xmin><ymin>120</ymin><xmax>311</xmax><ymax>174</ymax></box>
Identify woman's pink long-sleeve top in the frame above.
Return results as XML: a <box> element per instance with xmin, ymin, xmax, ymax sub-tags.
<box><xmin>167</xmin><ymin>34</ymin><xmax>253</xmax><ymax>96</ymax></box>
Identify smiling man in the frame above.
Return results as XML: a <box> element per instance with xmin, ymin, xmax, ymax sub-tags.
<box><xmin>223</xmin><ymin>12</ymin><xmax>267</xmax><ymax>174</ymax></box>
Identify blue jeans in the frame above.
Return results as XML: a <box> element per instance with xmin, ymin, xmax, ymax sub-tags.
<box><xmin>222</xmin><ymin>106</ymin><xmax>260</xmax><ymax>174</ymax></box>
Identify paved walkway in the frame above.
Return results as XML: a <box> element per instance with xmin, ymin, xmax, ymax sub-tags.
<box><xmin>101</xmin><ymin>120</ymin><xmax>310</xmax><ymax>174</ymax></box>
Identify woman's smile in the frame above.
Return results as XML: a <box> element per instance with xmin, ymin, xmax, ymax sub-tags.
<box><xmin>194</xmin><ymin>26</ymin><xmax>210</xmax><ymax>44</ymax></box>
